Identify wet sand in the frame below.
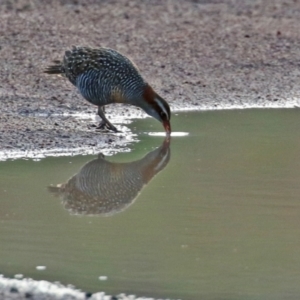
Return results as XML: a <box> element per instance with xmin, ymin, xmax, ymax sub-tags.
<box><xmin>1</xmin><ymin>0</ymin><xmax>300</xmax><ymax>298</ymax></box>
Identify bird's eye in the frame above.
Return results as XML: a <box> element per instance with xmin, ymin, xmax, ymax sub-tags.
<box><xmin>160</xmin><ymin>111</ymin><xmax>169</xmax><ymax>120</ymax></box>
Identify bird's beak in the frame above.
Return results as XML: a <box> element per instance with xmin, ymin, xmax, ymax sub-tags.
<box><xmin>163</xmin><ymin>120</ymin><xmax>171</xmax><ymax>136</ymax></box>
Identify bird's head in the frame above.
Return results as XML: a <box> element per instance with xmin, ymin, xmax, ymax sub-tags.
<box><xmin>141</xmin><ymin>85</ymin><xmax>171</xmax><ymax>135</ymax></box>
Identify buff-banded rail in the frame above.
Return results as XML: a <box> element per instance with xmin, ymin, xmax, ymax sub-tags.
<box><xmin>44</xmin><ymin>46</ymin><xmax>171</xmax><ymax>135</ymax></box>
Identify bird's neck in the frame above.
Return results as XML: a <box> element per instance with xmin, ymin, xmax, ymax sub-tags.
<box><xmin>142</xmin><ymin>84</ymin><xmax>156</xmax><ymax>104</ymax></box>
<box><xmin>141</xmin><ymin>85</ymin><xmax>165</xmax><ymax>114</ymax></box>
<box><xmin>125</xmin><ymin>84</ymin><xmax>155</xmax><ymax>110</ymax></box>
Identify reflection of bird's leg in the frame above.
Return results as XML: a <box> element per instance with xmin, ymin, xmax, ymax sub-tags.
<box><xmin>96</xmin><ymin>106</ymin><xmax>118</xmax><ymax>132</ymax></box>
<box><xmin>97</xmin><ymin>153</ymin><xmax>105</xmax><ymax>159</ymax></box>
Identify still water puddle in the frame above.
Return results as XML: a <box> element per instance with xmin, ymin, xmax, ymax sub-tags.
<box><xmin>0</xmin><ymin>109</ymin><xmax>300</xmax><ymax>300</ymax></box>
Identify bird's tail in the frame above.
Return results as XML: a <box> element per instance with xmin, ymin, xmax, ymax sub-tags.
<box><xmin>44</xmin><ymin>60</ymin><xmax>64</xmax><ymax>74</ymax></box>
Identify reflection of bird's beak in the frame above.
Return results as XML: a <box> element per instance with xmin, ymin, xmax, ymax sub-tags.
<box><xmin>163</xmin><ymin>120</ymin><xmax>171</xmax><ymax>136</ymax></box>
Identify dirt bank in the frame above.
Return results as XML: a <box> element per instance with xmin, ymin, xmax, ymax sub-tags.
<box><xmin>1</xmin><ymin>0</ymin><xmax>300</xmax><ymax>159</ymax></box>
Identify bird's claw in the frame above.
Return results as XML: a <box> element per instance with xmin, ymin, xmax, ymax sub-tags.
<box><xmin>96</xmin><ymin>121</ymin><xmax>119</xmax><ymax>133</ymax></box>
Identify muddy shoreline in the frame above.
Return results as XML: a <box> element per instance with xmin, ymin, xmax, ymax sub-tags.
<box><xmin>1</xmin><ymin>0</ymin><xmax>300</xmax><ymax>160</ymax></box>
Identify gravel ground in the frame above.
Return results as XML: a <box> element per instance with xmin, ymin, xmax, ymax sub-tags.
<box><xmin>1</xmin><ymin>0</ymin><xmax>300</xmax><ymax>298</ymax></box>
<box><xmin>1</xmin><ymin>0</ymin><xmax>300</xmax><ymax>160</ymax></box>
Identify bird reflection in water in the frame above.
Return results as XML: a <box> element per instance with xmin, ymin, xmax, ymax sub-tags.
<box><xmin>48</xmin><ymin>138</ymin><xmax>171</xmax><ymax>216</ymax></box>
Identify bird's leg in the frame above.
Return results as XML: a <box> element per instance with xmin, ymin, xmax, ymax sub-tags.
<box><xmin>96</xmin><ymin>106</ymin><xmax>119</xmax><ymax>132</ymax></box>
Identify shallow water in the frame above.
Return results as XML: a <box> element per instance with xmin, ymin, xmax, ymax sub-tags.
<box><xmin>0</xmin><ymin>109</ymin><xmax>300</xmax><ymax>300</ymax></box>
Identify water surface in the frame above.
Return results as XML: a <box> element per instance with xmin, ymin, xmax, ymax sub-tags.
<box><xmin>0</xmin><ymin>109</ymin><xmax>300</xmax><ymax>300</ymax></box>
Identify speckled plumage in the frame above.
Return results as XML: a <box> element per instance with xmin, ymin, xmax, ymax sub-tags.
<box><xmin>45</xmin><ymin>46</ymin><xmax>171</xmax><ymax>134</ymax></box>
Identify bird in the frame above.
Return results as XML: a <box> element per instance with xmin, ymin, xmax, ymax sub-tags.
<box><xmin>48</xmin><ymin>137</ymin><xmax>171</xmax><ymax>216</ymax></box>
<box><xmin>44</xmin><ymin>46</ymin><xmax>171</xmax><ymax>135</ymax></box>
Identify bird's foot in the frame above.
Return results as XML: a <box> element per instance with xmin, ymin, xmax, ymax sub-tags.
<box><xmin>96</xmin><ymin>121</ymin><xmax>119</xmax><ymax>133</ymax></box>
